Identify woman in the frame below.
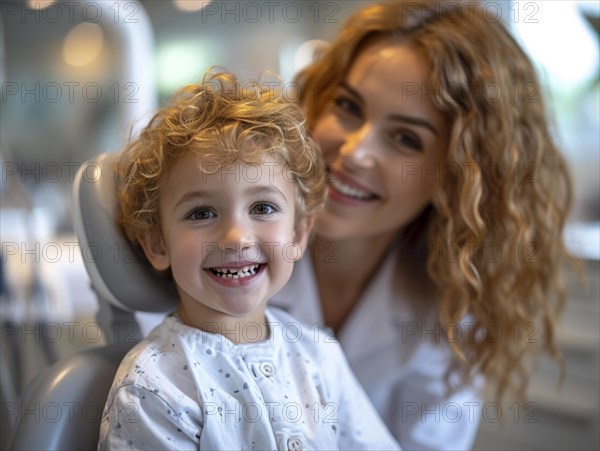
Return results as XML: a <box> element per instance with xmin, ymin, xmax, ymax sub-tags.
<box><xmin>270</xmin><ymin>1</ymin><xmax>576</xmax><ymax>449</ymax></box>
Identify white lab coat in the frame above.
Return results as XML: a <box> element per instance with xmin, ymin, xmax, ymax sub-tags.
<box><xmin>270</xmin><ymin>246</ymin><xmax>484</xmax><ymax>450</ymax></box>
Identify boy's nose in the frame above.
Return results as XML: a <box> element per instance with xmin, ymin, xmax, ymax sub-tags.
<box><xmin>218</xmin><ymin>223</ymin><xmax>253</xmax><ymax>252</ymax></box>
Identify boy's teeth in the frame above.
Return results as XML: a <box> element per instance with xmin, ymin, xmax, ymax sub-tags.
<box><xmin>210</xmin><ymin>264</ymin><xmax>260</xmax><ymax>279</ymax></box>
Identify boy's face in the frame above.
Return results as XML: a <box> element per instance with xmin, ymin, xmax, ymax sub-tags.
<box><xmin>140</xmin><ymin>154</ymin><xmax>311</xmax><ymax>329</ymax></box>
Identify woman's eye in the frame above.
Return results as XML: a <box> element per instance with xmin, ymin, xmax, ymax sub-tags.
<box><xmin>391</xmin><ymin>130</ymin><xmax>423</xmax><ymax>152</ymax></box>
<box><xmin>185</xmin><ymin>207</ymin><xmax>216</xmax><ymax>221</ymax></box>
<box><xmin>250</xmin><ymin>202</ymin><xmax>278</xmax><ymax>216</ymax></box>
<box><xmin>334</xmin><ymin>95</ymin><xmax>362</xmax><ymax>118</ymax></box>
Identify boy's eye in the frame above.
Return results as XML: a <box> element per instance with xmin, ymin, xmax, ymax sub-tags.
<box><xmin>185</xmin><ymin>207</ymin><xmax>216</xmax><ymax>221</ymax></box>
<box><xmin>250</xmin><ymin>202</ymin><xmax>278</xmax><ymax>216</ymax></box>
<box><xmin>334</xmin><ymin>95</ymin><xmax>362</xmax><ymax>118</ymax></box>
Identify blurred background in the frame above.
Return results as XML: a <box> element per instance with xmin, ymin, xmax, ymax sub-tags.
<box><xmin>1</xmin><ymin>0</ymin><xmax>599</xmax><ymax>449</ymax></box>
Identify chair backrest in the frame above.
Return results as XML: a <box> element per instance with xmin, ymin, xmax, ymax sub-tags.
<box><xmin>8</xmin><ymin>152</ymin><xmax>178</xmax><ymax>450</ymax></box>
<box><xmin>72</xmin><ymin>151</ymin><xmax>178</xmax><ymax>342</ymax></box>
<box><xmin>8</xmin><ymin>343</ymin><xmax>133</xmax><ymax>450</ymax></box>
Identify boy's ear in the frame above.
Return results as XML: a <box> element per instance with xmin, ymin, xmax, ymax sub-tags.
<box><xmin>292</xmin><ymin>215</ymin><xmax>315</xmax><ymax>261</ymax></box>
<box><xmin>137</xmin><ymin>229</ymin><xmax>171</xmax><ymax>271</ymax></box>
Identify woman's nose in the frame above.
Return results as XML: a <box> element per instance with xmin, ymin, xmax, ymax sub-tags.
<box><xmin>339</xmin><ymin>124</ymin><xmax>377</xmax><ymax>168</ymax></box>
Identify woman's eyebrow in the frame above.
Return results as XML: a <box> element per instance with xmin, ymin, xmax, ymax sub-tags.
<box><xmin>339</xmin><ymin>81</ymin><xmax>364</xmax><ymax>104</ymax></box>
<box><xmin>389</xmin><ymin>113</ymin><xmax>438</xmax><ymax>135</ymax></box>
<box><xmin>340</xmin><ymin>81</ymin><xmax>437</xmax><ymax>135</ymax></box>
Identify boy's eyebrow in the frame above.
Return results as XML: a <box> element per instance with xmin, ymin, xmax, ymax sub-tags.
<box><xmin>174</xmin><ymin>185</ymin><xmax>289</xmax><ymax>209</ymax></box>
<box><xmin>339</xmin><ymin>81</ymin><xmax>438</xmax><ymax>136</ymax></box>
<box><xmin>175</xmin><ymin>190</ymin><xmax>210</xmax><ymax>209</ymax></box>
<box><xmin>245</xmin><ymin>184</ymin><xmax>289</xmax><ymax>203</ymax></box>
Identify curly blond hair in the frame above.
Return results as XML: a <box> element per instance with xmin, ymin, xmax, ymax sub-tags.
<box><xmin>117</xmin><ymin>68</ymin><xmax>327</xmax><ymax>246</ymax></box>
<box><xmin>296</xmin><ymin>1</ymin><xmax>577</xmax><ymax>399</ymax></box>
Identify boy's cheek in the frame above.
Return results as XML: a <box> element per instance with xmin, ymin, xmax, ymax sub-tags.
<box><xmin>267</xmin><ymin>237</ymin><xmax>305</xmax><ymax>263</ymax></box>
<box><xmin>169</xmin><ymin>239</ymin><xmax>206</xmax><ymax>265</ymax></box>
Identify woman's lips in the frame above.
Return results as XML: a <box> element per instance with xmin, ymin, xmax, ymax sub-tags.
<box><xmin>328</xmin><ymin>169</ymin><xmax>380</xmax><ymax>204</ymax></box>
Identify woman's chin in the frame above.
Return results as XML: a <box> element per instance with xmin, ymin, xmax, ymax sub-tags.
<box><xmin>314</xmin><ymin>213</ymin><xmax>360</xmax><ymax>242</ymax></box>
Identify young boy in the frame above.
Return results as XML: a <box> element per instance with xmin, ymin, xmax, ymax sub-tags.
<box><xmin>98</xmin><ymin>69</ymin><xmax>400</xmax><ymax>450</ymax></box>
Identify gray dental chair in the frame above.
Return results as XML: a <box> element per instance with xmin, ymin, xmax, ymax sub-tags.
<box><xmin>7</xmin><ymin>152</ymin><xmax>177</xmax><ymax>450</ymax></box>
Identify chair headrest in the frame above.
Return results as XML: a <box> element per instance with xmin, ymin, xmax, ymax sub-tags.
<box><xmin>72</xmin><ymin>152</ymin><xmax>177</xmax><ymax>313</ymax></box>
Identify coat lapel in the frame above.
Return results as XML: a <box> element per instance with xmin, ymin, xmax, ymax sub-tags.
<box><xmin>270</xmin><ymin>248</ymin><xmax>413</xmax><ymax>364</ymax></box>
<box><xmin>337</xmin><ymin>248</ymin><xmax>410</xmax><ymax>363</ymax></box>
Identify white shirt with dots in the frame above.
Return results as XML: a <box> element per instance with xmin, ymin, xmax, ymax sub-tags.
<box><xmin>97</xmin><ymin>307</ymin><xmax>400</xmax><ymax>450</ymax></box>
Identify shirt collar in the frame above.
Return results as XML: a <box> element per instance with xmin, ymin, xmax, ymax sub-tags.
<box><xmin>164</xmin><ymin>311</ymin><xmax>284</xmax><ymax>355</ymax></box>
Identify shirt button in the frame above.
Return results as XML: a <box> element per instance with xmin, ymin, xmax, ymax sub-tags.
<box><xmin>287</xmin><ymin>436</ymin><xmax>303</xmax><ymax>451</ymax></box>
<box><xmin>259</xmin><ymin>362</ymin><xmax>275</xmax><ymax>377</ymax></box>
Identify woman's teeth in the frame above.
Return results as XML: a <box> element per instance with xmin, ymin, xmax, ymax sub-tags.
<box><xmin>332</xmin><ymin>179</ymin><xmax>374</xmax><ymax>200</ymax></box>
<box><xmin>210</xmin><ymin>264</ymin><xmax>260</xmax><ymax>279</ymax></box>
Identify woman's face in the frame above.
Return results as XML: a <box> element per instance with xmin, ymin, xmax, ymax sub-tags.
<box><xmin>312</xmin><ymin>39</ymin><xmax>450</xmax><ymax>243</ymax></box>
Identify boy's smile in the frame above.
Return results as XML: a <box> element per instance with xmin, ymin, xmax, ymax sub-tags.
<box><xmin>139</xmin><ymin>154</ymin><xmax>310</xmax><ymax>342</ymax></box>
<box><xmin>206</xmin><ymin>262</ymin><xmax>265</xmax><ymax>284</ymax></box>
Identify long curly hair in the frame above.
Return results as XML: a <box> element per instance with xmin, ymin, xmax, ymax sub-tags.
<box><xmin>117</xmin><ymin>68</ymin><xmax>327</xmax><ymax>245</ymax></box>
<box><xmin>296</xmin><ymin>1</ymin><xmax>577</xmax><ymax>399</ymax></box>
